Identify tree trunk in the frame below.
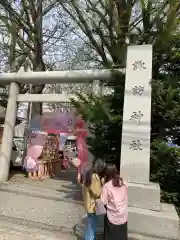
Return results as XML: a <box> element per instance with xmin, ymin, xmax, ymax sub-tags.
<box><xmin>31</xmin><ymin>0</ymin><xmax>45</xmax><ymax>117</ymax></box>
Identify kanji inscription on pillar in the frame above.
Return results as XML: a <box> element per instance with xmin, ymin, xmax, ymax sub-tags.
<box><xmin>130</xmin><ymin>111</ymin><xmax>143</xmax><ymax>125</ymax></box>
<box><xmin>129</xmin><ymin>140</ymin><xmax>142</xmax><ymax>151</ymax></box>
<box><xmin>132</xmin><ymin>86</ymin><xmax>144</xmax><ymax>96</ymax></box>
<box><xmin>132</xmin><ymin>60</ymin><xmax>146</xmax><ymax>71</ymax></box>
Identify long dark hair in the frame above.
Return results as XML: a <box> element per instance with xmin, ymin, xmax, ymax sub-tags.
<box><xmin>84</xmin><ymin>159</ymin><xmax>106</xmax><ymax>187</ymax></box>
<box><xmin>105</xmin><ymin>163</ymin><xmax>124</xmax><ymax>187</ymax></box>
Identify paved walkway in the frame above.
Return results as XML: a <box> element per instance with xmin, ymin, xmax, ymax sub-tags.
<box><xmin>0</xmin><ymin>169</ymin><xmax>84</xmax><ymax>239</ymax></box>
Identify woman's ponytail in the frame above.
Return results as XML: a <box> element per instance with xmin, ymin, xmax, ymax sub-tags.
<box><xmin>106</xmin><ymin>164</ymin><xmax>124</xmax><ymax>187</ymax></box>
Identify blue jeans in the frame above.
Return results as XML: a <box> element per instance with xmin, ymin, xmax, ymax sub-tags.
<box><xmin>84</xmin><ymin>213</ymin><xmax>97</xmax><ymax>240</ymax></box>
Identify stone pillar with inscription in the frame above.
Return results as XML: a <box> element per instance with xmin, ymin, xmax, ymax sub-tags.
<box><xmin>121</xmin><ymin>45</ymin><xmax>179</xmax><ymax>240</ymax></box>
<box><xmin>120</xmin><ymin>46</ymin><xmax>151</xmax><ymax>184</ymax></box>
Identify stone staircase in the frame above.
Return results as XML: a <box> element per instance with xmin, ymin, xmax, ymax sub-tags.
<box><xmin>0</xmin><ymin>170</ymin><xmax>84</xmax><ymax>239</ymax></box>
<box><xmin>1</xmin><ymin>171</ymin><xmax>179</xmax><ymax>240</ymax></box>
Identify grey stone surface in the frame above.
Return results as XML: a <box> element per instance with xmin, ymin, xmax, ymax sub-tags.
<box><xmin>0</xmin><ymin>219</ymin><xmax>77</xmax><ymax>239</ymax></box>
<box><xmin>6</xmin><ymin>169</ymin><xmax>83</xmax><ymax>203</ymax></box>
<box><xmin>120</xmin><ymin>45</ymin><xmax>152</xmax><ymax>184</ymax></box>
<box><xmin>0</xmin><ymin>82</ymin><xmax>19</xmax><ymax>182</ymax></box>
<box><xmin>0</xmin><ymin>191</ymin><xmax>83</xmax><ymax>230</ymax></box>
<box><xmin>128</xmin><ymin>204</ymin><xmax>179</xmax><ymax>240</ymax></box>
<box><xmin>0</xmin><ymin>170</ymin><xmax>84</xmax><ymax>239</ymax></box>
<box><xmin>128</xmin><ymin>182</ymin><xmax>161</xmax><ymax>211</ymax></box>
<box><xmin>0</xmin><ymin>179</ymin><xmax>82</xmax><ymax>203</ymax></box>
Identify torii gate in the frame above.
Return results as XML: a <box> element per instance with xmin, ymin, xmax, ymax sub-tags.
<box><xmin>0</xmin><ymin>45</ymin><xmax>179</xmax><ymax>240</ymax></box>
<box><xmin>0</xmin><ymin>68</ymin><xmax>114</xmax><ymax>182</ymax></box>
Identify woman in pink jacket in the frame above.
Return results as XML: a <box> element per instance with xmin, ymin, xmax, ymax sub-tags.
<box><xmin>101</xmin><ymin>164</ymin><xmax>128</xmax><ymax>240</ymax></box>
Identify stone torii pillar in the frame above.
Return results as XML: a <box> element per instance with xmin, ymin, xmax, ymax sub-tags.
<box><xmin>0</xmin><ymin>82</ymin><xmax>19</xmax><ymax>182</ymax></box>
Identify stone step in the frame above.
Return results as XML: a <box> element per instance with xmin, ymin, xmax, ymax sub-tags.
<box><xmin>0</xmin><ymin>182</ymin><xmax>82</xmax><ymax>204</ymax></box>
<box><xmin>128</xmin><ymin>182</ymin><xmax>161</xmax><ymax>211</ymax></box>
<box><xmin>75</xmin><ymin>204</ymin><xmax>179</xmax><ymax>240</ymax></box>
<box><xmin>129</xmin><ymin>204</ymin><xmax>179</xmax><ymax>240</ymax></box>
<box><xmin>0</xmin><ymin>190</ymin><xmax>85</xmax><ymax>235</ymax></box>
<box><xmin>0</xmin><ymin>172</ymin><xmax>83</xmax><ymax>239</ymax></box>
<box><xmin>0</xmin><ymin>216</ymin><xmax>78</xmax><ymax>240</ymax></box>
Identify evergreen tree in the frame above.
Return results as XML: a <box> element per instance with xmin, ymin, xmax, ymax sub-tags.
<box><xmin>69</xmin><ymin>1</ymin><xmax>180</xmax><ymax>164</ymax></box>
<box><xmin>65</xmin><ymin>1</ymin><xmax>180</xmax><ymax>212</ymax></box>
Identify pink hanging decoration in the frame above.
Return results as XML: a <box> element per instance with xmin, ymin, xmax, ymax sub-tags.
<box><xmin>76</xmin><ymin>117</ymin><xmax>88</xmax><ymax>179</ymax></box>
<box><xmin>24</xmin><ymin>156</ymin><xmax>38</xmax><ymax>172</ymax></box>
<box><xmin>42</xmin><ymin>112</ymin><xmax>75</xmax><ymax>133</ymax></box>
<box><xmin>24</xmin><ymin>132</ymin><xmax>47</xmax><ymax>172</ymax></box>
<box><xmin>26</xmin><ymin>145</ymin><xmax>44</xmax><ymax>159</ymax></box>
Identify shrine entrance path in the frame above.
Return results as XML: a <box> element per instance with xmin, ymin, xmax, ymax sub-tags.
<box><xmin>0</xmin><ymin>168</ymin><xmax>84</xmax><ymax>239</ymax></box>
